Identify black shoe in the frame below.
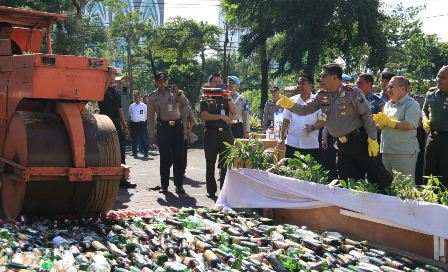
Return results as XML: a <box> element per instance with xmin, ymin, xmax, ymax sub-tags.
<box><xmin>206</xmin><ymin>193</ymin><xmax>216</xmax><ymax>199</ymax></box>
<box><xmin>159</xmin><ymin>187</ymin><xmax>168</xmax><ymax>194</ymax></box>
<box><xmin>120</xmin><ymin>180</ymin><xmax>137</xmax><ymax>189</ymax></box>
<box><xmin>175</xmin><ymin>186</ymin><xmax>185</xmax><ymax>194</ymax></box>
<box><xmin>132</xmin><ymin>153</ymin><xmax>137</xmax><ymax>157</ymax></box>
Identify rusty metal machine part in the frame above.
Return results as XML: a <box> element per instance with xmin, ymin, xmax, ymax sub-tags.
<box><xmin>1</xmin><ymin>112</ymin><xmax>121</xmax><ymax>218</ymax></box>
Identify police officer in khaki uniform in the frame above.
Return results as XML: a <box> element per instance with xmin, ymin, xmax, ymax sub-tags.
<box><xmin>422</xmin><ymin>66</ymin><xmax>448</xmax><ymax>186</ymax></box>
<box><xmin>147</xmin><ymin>72</ymin><xmax>188</xmax><ymax>194</ymax></box>
<box><xmin>228</xmin><ymin>76</ymin><xmax>250</xmax><ymax>138</ymax></box>
<box><xmin>201</xmin><ymin>73</ymin><xmax>236</xmax><ymax>199</ymax></box>
<box><xmin>263</xmin><ymin>86</ymin><xmax>282</xmax><ymax>131</ymax></box>
<box><xmin>277</xmin><ymin>64</ymin><xmax>392</xmax><ymax>191</ymax></box>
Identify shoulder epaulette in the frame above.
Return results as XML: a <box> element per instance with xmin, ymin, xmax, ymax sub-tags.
<box><xmin>343</xmin><ymin>83</ymin><xmax>357</xmax><ymax>92</ymax></box>
<box><xmin>317</xmin><ymin>89</ymin><xmax>328</xmax><ymax>94</ymax></box>
<box><xmin>426</xmin><ymin>87</ymin><xmax>437</xmax><ymax>95</ymax></box>
<box><xmin>372</xmin><ymin>92</ymin><xmax>383</xmax><ymax>100</ymax></box>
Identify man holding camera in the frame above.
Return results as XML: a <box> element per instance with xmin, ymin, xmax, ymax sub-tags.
<box><xmin>147</xmin><ymin>72</ymin><xmax>188</xmax><ymax>194</ymax></box>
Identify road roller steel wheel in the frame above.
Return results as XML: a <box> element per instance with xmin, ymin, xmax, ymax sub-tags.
<box><xmin>1</xmin><ymin>111</ymin><xmax>120</xmax><ymax>218</ymax></box>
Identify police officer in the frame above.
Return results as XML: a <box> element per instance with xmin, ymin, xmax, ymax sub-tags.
<box><xmin>99</xmin><ymin>67</ymin><xmax>136</xmax><ymax>189</ymax></box>
<box><xmin>422</xmin><ymin>65</ymin><xmax>448</xmax><ymax>186</ymax></box>
<box><xmin>147</xmin><ymin>72</ymin><xmax>188</xmax><ymax>194</ymax></box>
<box><xmin>356</xmin><ymin>73</ymin><xmax>385</xmax><ymax>114</ymax></box>
<box><xmin>277</xmin><ymin>63</ymin><xmax>392</xmax><ymax>191</ymax></box>
<box><xmin>228</xmin><ymin>76</ymin><xmax>250</xmax><ymax>139</ymax></box>
<box><xmin>263</xmin><ymin>86</ymin><xmax>282</xmax><ymax>131</ymax></box>
<box><xmin>201</xmin><ymin>73</ymin><xmax>236</xmax><ymax>199</ymax></box>
<box><xmin>380</xmin><ymin>70</ymin><xmax>395</xmax><ymax>102</ymax></box>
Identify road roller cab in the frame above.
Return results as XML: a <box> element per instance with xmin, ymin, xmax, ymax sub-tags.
<box><xmin>0</xmin><ymin>6</ymin><xmax>129</xmax><ymax>219</ymax></box>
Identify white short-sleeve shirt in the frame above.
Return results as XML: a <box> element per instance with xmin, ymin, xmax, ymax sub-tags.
<box><xmin>283</xmin><ymin>93</ymin><xmax>321</xmax><ymax>149</ymax></box>
<box><xmin>129</xmin><ymin>102</ymin><xmax>147</xmax><ymax>122</ymax></box>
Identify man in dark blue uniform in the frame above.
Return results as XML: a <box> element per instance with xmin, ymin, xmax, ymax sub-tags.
<box><xmin>99</xmin><ymin>67</ymin><xmax>136</xmax><ymax>189</ymax></box>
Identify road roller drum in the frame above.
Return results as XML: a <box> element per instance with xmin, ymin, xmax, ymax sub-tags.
<box><xmin>1</xmin><ymin>112</ymin><xmax>121</xmax><ymax>218</ymax></box>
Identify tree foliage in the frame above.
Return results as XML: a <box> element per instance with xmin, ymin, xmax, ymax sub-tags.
<box><xmin>382</xmin><ymin>5</ymin><xmax>448</xmax><ymax>93</ymax></box>
<box><xmin>0</xmin><ymin>0</ymin><xmax>107</xmax><ymax>56</ymax></box>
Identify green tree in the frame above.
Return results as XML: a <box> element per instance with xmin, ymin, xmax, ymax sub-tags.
<box><xmin>168</xmin><ymin>63</ymin><xmax>204</xmax><ymax>105</ymax></box>
<box><xmin>222</xmin><ymin>0</ymin><xmax>277</xmax><ymax>118</ymax></box>
<box><xmin>105</xmin><ymin>0</ymin><xmax>148</xmax><ymax>97</ymax></box>
<box><xmin>1</xmin><ymin>0</ymin><xmax>108</xmax><ymax>56</ymax></box>
<box><xmin>382</xmin><ymin>4</ymin><xmax>448</xmax><ymax>93</ymax></box>
<box><xmin>156</xmin><ymin>17</ymin><xmax>220</xmax><ymax>77</ymax></box>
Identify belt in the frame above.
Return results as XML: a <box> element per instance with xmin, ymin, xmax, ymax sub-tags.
<box><xmin>158</xmin><ymin>118</ymin><xmax>181</xmax><ymax>127</ymax></box>
<box><xmin>206</xmin><ymin>126</ymin><xmax>230</xmax><ymax>132</ymax></box>
<box><xmin>230</xmin><ymin>119</ymin><xmax>242</xmax><ymax>125</ymax></box>
<box><xmin>336</xmin><ymin>128</ymin><xmax>363</xmax><ymax>144</ymax></box>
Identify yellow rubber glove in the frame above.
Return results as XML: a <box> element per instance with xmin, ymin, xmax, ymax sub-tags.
<box><xmin>372</xmin><ymin>114</ymin><xmax>383</xmax><ymax>129</ymax></box>
<box><xmin>276</xmin><ymin>94</ymin><xmax>295</xmax><ymax>109</ymax></box>
<box><xmin>422</xmin><ymin>119</ymin><xmax>431</xmax><ymax>134</ymax></box>
<box><xmin>367</xmin><ymin>137</ymin><xmax>379</xmax><ymax>157</ymax></box>
<box><xmin>373</xmin><ymin>112</ymin><xmax>397</xmax><ymax>128</ymax></box>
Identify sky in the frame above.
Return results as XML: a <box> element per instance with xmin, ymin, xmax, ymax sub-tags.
<box><xmin>163</xmin><ymin>0</ymin><xmax>448</xmax><ymax>41</ymax></box>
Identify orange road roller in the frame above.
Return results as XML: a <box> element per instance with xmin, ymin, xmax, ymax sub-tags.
<box><xmin>0</xmin><ymin>6</ymin><xmax>129</xmax><ymax>219</ymax></box>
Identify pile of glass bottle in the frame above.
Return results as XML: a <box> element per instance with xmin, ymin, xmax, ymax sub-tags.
<box><xmin>0</xmin><ymin>207</ymin><xmax>444</xmax><ymax>272</ymax></box>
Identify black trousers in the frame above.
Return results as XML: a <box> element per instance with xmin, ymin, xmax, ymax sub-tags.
<box><xmin>231</xmin><ymin>122</ymin><xmax>244</xmax><ymax>139</ymax></box>
<box><xmin>157</xmin><ymin>121</ymin><xmax>184</xmax><ymax>188</ymax></box>
<box><xmin>204</xmin><ymin>128</ymin><xmax>234</xmax><ymax>195</ymax></box>
<box><xmin>130</xmin><ymin>121</ymin><xmax>148</xmax><ymax>155</ymax></box>
<box><xmin>183</xmin><ymin>139</ymin><xmax>188</xmax><ymax>175</ymax></box>
<box><xmin>424</xmin><ymin>132</ymin><xmax>448</xmax><ymax>187</ymax></box>
<box><xmin>336</xmin><ymin>131</ymin><xmax>392</xmax><ymax>190</ymax></box>
<box><xmin>319</xmin><ymin>129</ymin><xmax>338</xmax><ymax>180</ymax></box>
<box><xmin>284</xmin><ymin>145</ymin><xmax>320</xmax><ymax>163</ymax></box>
<box><xmin>111</xmin><ymin>118</ymin><xmax>126</xmax><ymax>165</ymax></box>
<box><xmin>415</xmin><ymin>127</ymin><xmax>426</xmax><ymax>185</ymax></box>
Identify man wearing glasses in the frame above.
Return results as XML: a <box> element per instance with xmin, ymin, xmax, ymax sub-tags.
<box><xmin>422</xmin><ymin>66</ymin><xmax>448</xmax><ymax>186</ymax></box>
<box><xmin>277</xmin><ymin>63</ymin><xmax>392</xmax><ymax>192</ymax></box>
<box><xmin>372</xmin><ymin>76</ymin><xmax>421</xmax><ymax>181</ymax></box>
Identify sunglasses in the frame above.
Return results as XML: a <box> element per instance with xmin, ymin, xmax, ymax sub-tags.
<box><xmin>387</xmin><ymin>84</ymin><xmax>403</xmax><ymax>89</ymax></box>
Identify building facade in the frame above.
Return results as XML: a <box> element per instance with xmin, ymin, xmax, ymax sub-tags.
<box><xmin>86</xmin><ymin>0</ymin><xmax>164</xmax><ymax>26</ymax></box>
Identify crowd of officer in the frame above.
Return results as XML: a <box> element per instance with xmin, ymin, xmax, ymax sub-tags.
<box><xmin>104</xmin><ymin>63</ymin><xmax>448</xmax><ymax>197</ymax></box>
<box><xmin>277</xmin><ymin>63</ymin><xmax>448</xmax><ymax>191</ymax></box>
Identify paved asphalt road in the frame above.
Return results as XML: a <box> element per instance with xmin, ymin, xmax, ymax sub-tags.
<box><xmin>113</xmin><ymin>146</ymin><xmax>218</xmax><ymax>211</ymax></box>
